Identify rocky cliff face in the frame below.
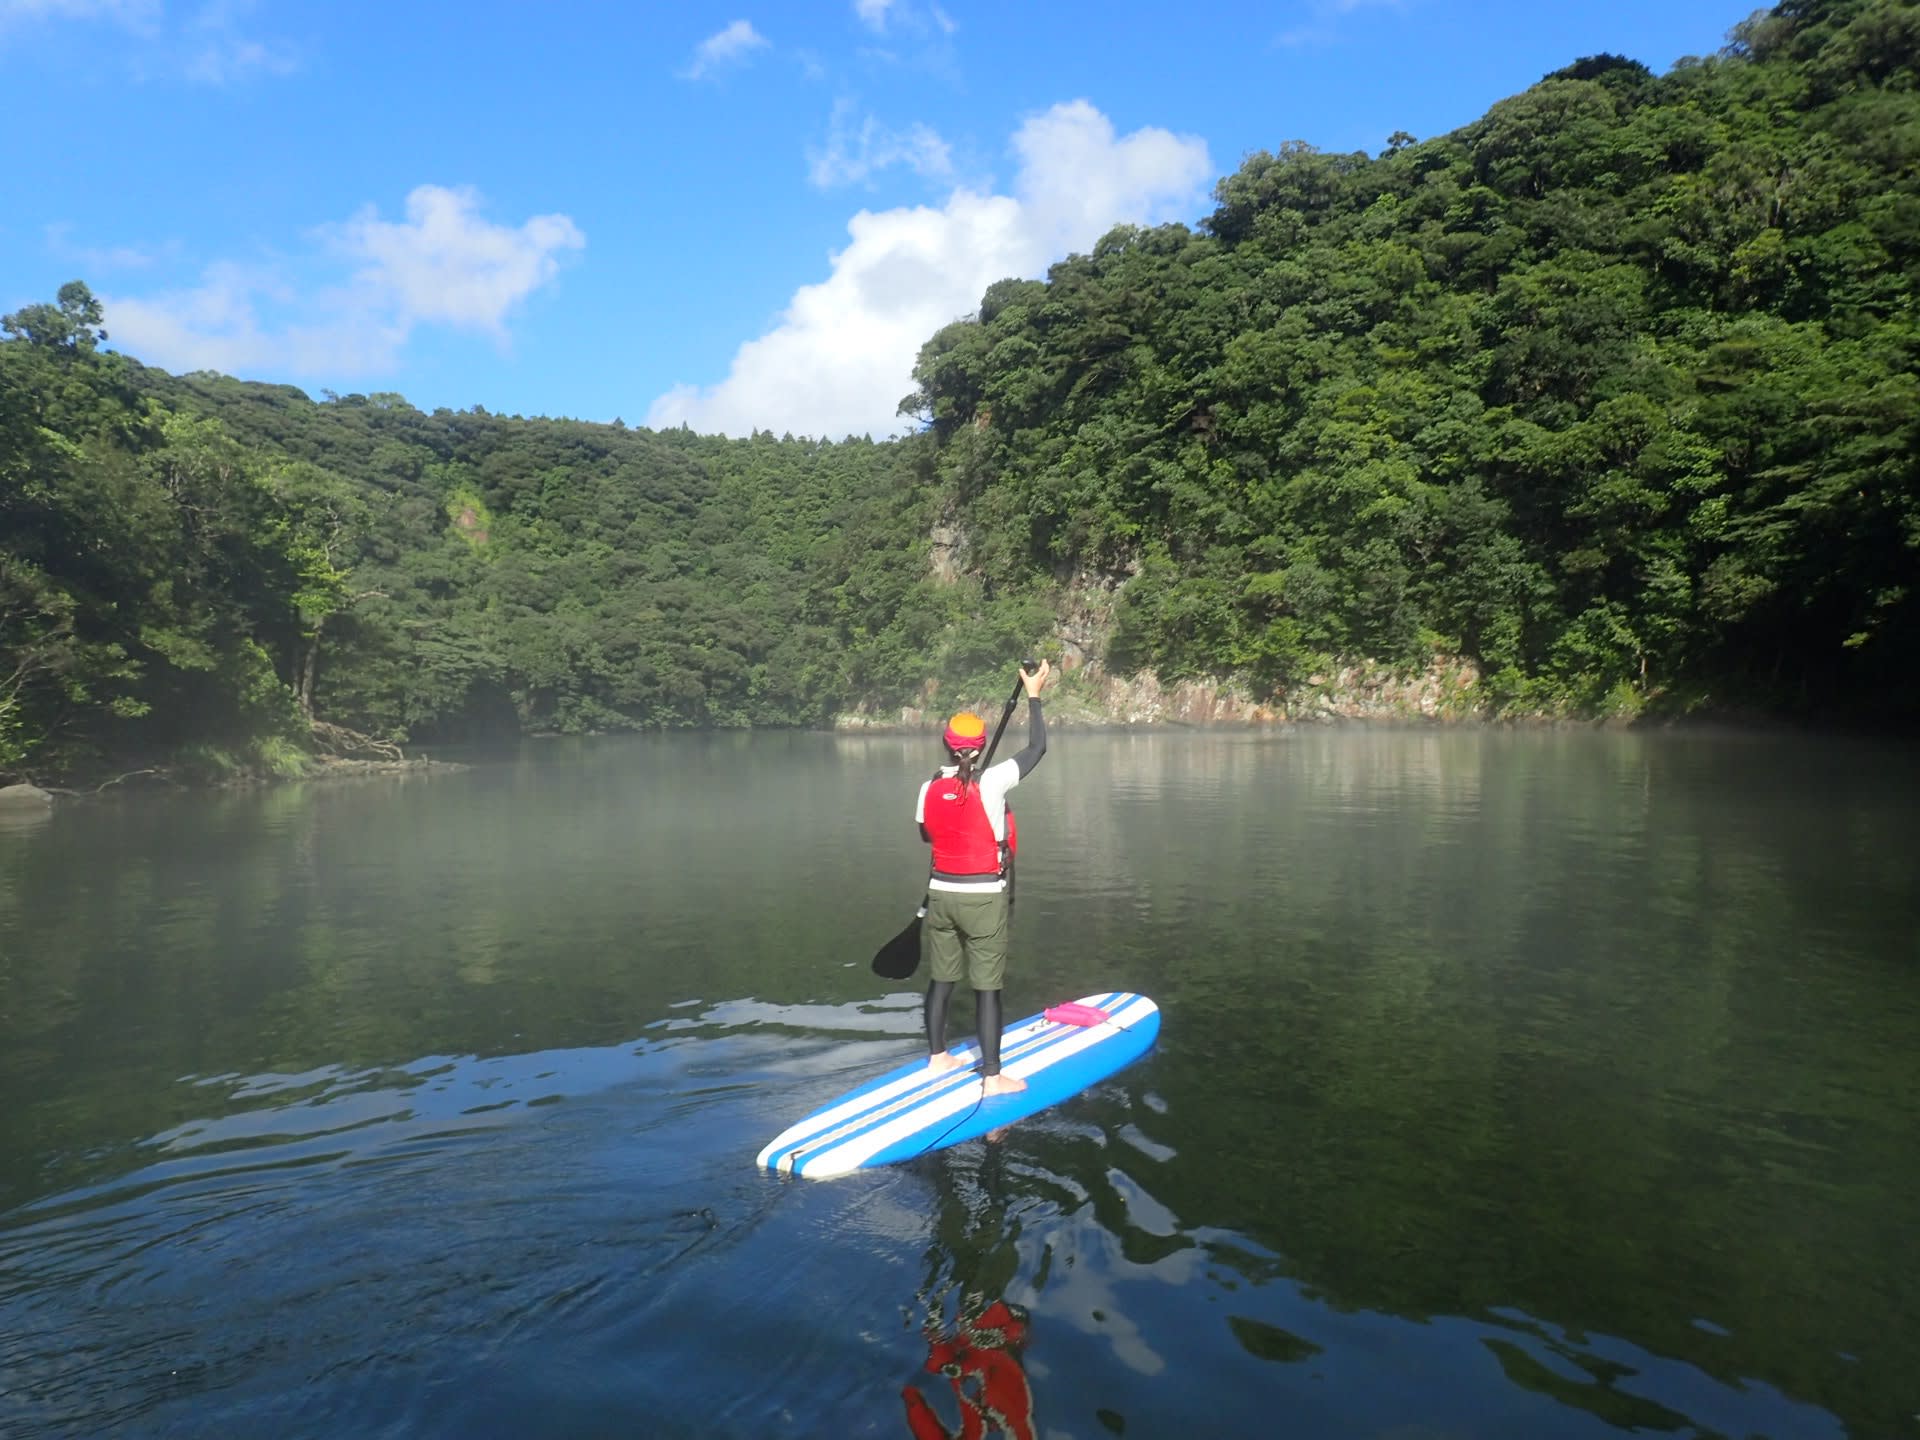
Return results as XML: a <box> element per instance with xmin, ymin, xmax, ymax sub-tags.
<box><xmin>832</xmin><ymin>655</ymin><xmax>1485</xmax><ymax>733</ymax></box>
<box><xmin>1069</xmin><ymin>655</ymin><xmax>1484</xmax><ymax>725</ymax></box>
<box><xmin>828</xmin><ymin>532</ymin><xmax>1490</xmax><ymax>733</ymax></box>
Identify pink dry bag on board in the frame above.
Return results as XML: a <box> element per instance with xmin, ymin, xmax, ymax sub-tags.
<box><xmin>1044</xmin><ymin>1002</ymin><xmax>1111</xmax><ymax>1028</ymax></box>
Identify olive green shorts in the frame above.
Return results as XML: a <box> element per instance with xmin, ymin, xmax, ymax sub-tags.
<box><xmin>923</xmin><ymin>888</ymin><xmax>1010</xmax><ymax>990</ymax></box>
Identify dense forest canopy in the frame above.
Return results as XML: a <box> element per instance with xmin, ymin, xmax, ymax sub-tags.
<box><xmin>3</xmin><ymin>0</ymin><xmax>1916</xmax><ymax>781</ymax></box>
<box><xmin>903</xmin><ymin>0</ymin><xmax>1919</xmax><ymax>719</ymax></box>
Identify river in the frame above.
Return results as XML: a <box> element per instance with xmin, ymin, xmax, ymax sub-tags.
<box><xmin>1</xmin><ymin>727</ymin><xmax>1915</xmax><ymax>1438</ymax></box>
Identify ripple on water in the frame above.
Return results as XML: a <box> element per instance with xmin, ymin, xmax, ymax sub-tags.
<box><xmin>0</xmin><ymin>1008</ymin><xmax>1884</xmax><ymax>1440</ymax></box>
<box><xmin>0</xmin><ymin>1026</ymin><xmax>804</xmax><ymax>1438</ymax></box>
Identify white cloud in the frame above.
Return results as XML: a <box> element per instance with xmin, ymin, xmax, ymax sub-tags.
<box><xmin>104</xmin><ymin>260</ymin><xmax>407</xmax><ymax>375</ymax></box>
<box><xmin>180</xmin><ymin>0</ymin><xmax>293</xmax><ymax>81</ymax></box>
<box><xmin>0</xmin><ymin>0</ymin><xmax>156</xmax><ymax>26</ymax></box>
<box><xmin>183</xmin><ymin>31</ymin><xmax>295</xmax><ymax>83</ymax></box>
<box><xmin>102</xmin><ymin>185</ymin><xmax>583</xmax><ymax>380</ymax></box>
<box><xmin>0</xmin><ymin>0</ymin><xmax>295</xmax><ymax>83</ymax></box>
<box><xmin>43</xmin><ymin>220</ymin><xmax>164</xmax><ymax>271</ymax></box>
<box><xmin>0</xmin><ymin>0</ymin><xmax>137</xmax><ymax>19</ymax></box>
<box><xmin>680</xmin><ymin>19</ymin><xmax>768</xmax><ymax>80</ymax></box>
<box><xmin>646</xmin><ymin>100</ymin><xmax>1211</xmax><ymax>440</ymax></box>
<box><xmin>807</xmin><ymin>99</ymin><xmax>953</xmax><ymax>188</ymax></box>
<box><xmin>1008</xmin><ymin>100</ymin><xmax>1214</xmax><ymax>255</ymax></box>
<box><xmin>1279</xmin><ymin>0</ymin><xmax>1412</xmax><ymax>47</ymax></box>
<box><xmin>328</xmin><ymin>185</ymin><xmax>585</xmax><ymax>335</ymax></box>
<box><xmin>851</xmin><ymin>0</ymin><xmax>955</xmax><ymax>39</ymax></box>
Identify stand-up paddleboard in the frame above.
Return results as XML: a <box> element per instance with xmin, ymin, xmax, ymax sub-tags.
<box><xmin>757</xmin><ymin>991</ymin><xmax>1159</xmax><ymax>1179</ymax></box>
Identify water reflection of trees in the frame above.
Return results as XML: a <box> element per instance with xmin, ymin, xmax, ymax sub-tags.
<box><xmin>902</xmin><ymin>1146</ymin><xmax>1037</xmax><ymax>1440</ymax></box>
<box><xmin>901</xmin><ymin>1111</ymin><xmax>1857</xmax><ymax>1440</ymax></box>
<box><xmin>7</xmin><ymin>730</ymin><xmax>1916</xmax><ymax>1436</ymax></box>
<box><xmin>0</xmin><ymin>735</ymin><xmax>939</xmax><ymax>1209</ymax></box>
<box><xmin>1024</xmin><ymin>731</ymin><xmax>1919</xmax><ymax>1438</ymax></box>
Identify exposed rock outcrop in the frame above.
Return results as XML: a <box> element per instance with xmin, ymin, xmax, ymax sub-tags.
<box><xmin>837</xmin><ymin>524</ymin><xmax>1490</xmax><ymax>734</ymax></box>
<box><xmin>832</xmin><ymin>655</ymin><xmax>1486</xmax><ymax>733</ymax></box>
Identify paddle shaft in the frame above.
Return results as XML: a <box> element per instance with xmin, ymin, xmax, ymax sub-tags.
<box><xmin>980</xmin><ymin>659</ymin><xmax>1036</xmax><ymax>906</ymax></box>
<box><xmin>980</xmin><ymin>660</ymin><xmax>1037</xmax><ymax>770</ymax></box>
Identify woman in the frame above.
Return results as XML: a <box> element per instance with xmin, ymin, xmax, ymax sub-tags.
<box><xmin>916</xmin><ymin>659</ymin><xmax>1050</xmax><ymax>1096</ymax></box>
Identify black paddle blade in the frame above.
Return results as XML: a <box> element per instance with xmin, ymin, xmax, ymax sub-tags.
<box><xmin>871</xmin><ymin>914</ymin><xmax>923</xmax><ymax>980</ymax></box>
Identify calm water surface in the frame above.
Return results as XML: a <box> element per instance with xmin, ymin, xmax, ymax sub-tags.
<box><xmin>1</xmin><ymin>728</ymin><xmax>1916</xmax><ymax>1438</ymax></box>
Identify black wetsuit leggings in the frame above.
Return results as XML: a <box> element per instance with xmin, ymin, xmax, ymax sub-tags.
<box><xmin>925</xmin><ymin>981</ymin><xmax>1004</xmax><ymax>1076</ymax></box>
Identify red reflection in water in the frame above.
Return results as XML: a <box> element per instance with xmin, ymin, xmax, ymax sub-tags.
<box><xmin>902</xmin><ymin>1299</ymin><xmax>1036</xmax><ymax>1440</ymax></box>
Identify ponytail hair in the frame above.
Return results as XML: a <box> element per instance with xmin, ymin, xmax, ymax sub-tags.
<box><xmin>951</xmin><ymin>745</ymin><xmax>981</xmax><ymax>793</ymax></box>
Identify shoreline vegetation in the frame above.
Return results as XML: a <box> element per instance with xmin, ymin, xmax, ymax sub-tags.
<box><xmin>0</xmin><ymin>674</ymin><xmax>1867</xmax><ymax>812</ymax></box>
<box><xmin>0</xmin><ymin>753</ymin><xmax>462</xmax><ymax>809</ymax></box>
<box><xmin>4</xmin><ymin>0</ymin><xmax>1915</xmax><ymax>794</ymax></box>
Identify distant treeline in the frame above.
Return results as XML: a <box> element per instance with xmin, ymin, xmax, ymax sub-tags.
<box><xmin>1</xmin><ymin>306</ymin><xmax>978</xmax><ymax>779</ymax></box>
<box><xmin>3</xmin><ymin>0</ymin><xmax>1915</xmax><ymax>781</ymax></box>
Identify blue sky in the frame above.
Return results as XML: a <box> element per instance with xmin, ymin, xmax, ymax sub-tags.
<box><xmin>3</xmin><ymin>0</ymin><xmax>1745</xmax><ymax>439</ymax></box>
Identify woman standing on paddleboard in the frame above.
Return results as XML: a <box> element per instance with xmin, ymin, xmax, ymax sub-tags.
<box><xmin>917</xmin><ymin>659</ymin><xmax>1051</xmax><ymax>1096</ymax></box>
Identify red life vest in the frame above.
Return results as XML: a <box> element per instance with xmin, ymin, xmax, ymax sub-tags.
<box><xmin>922</xmin><ymin>773</ymin><xmax>1017</xmax><ymax>877</ymax></box>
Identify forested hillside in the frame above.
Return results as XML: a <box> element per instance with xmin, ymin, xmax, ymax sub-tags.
<box><xmin>905</xmin><ymin>0</ymin><xmax>1919</xmax><ymax>720</ymax></box>
<box><xmin>3</xmin><ymin>0</ymin><xmax>1915</xmax><ymax>783</ymax></box>
<box><xmin>0</xmin><ymin>303</ymin><xmax>1003</xmax><ymax>779</ymax></box>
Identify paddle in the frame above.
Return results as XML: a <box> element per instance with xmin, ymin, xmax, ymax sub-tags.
<box><xmin>871</xmin><ymin>662</ymin><xmax>1035</xmax><ymax>980</ymax></box>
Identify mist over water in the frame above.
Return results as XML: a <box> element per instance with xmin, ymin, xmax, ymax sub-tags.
<box><xmin>2</xmin><ymin>729</ymin><xmax>1915</xmax><ymax>1438</ymax></box>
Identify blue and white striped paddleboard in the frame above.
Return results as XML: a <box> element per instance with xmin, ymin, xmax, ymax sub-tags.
<box><xmin>757</xmin><ymin>991</ymin><xmax>1160</xmax><ymax>1178</ymax></box>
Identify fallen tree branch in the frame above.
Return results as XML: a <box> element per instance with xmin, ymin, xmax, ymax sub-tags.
<box><xmin>42</xmin><ymin>768</ymin><xmax>175</xmax><ymax>797</ymax></box>
<box><xmin>310</xmin><ymin>720</ymin><xmax>405</xmax><ymax>762</ymax></box>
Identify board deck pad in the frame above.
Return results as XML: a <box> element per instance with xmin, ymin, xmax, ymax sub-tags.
<box><xmin>757</xmin><ymin>991</ymin><xmax>1160</xmax><ymax>1178</ymax></box>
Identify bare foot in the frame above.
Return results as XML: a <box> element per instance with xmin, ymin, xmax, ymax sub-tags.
<box><xmin>926</xmin><ymin>1051</ymin><xmax>965</xmax><ymax>1075</ymax></box>
<box><xmin>982</xmin><ymin>1072</ymin><xmax>1027</xmax><ymax>1097</ymax></box>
